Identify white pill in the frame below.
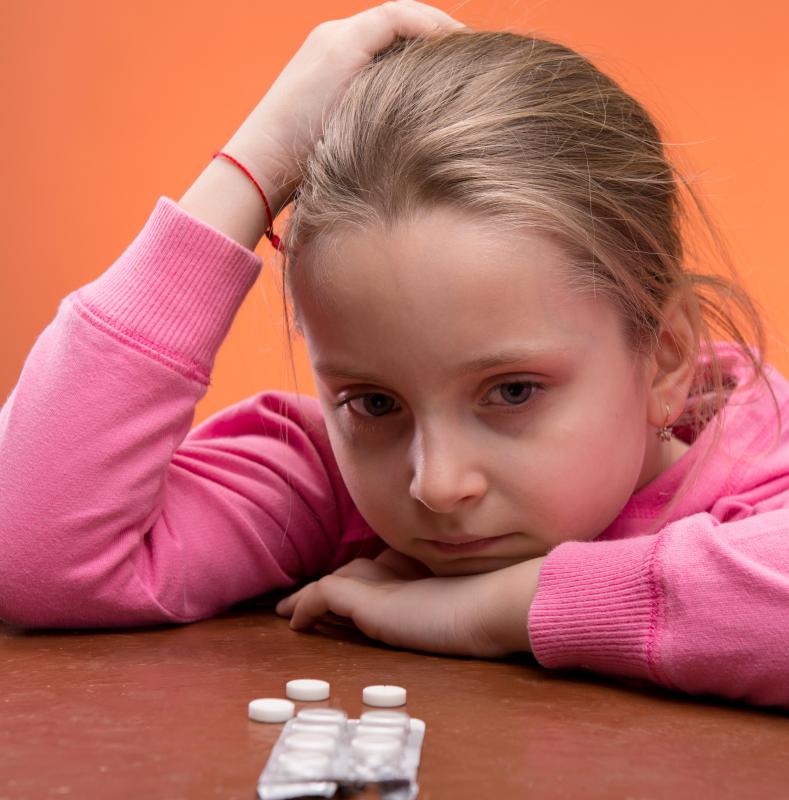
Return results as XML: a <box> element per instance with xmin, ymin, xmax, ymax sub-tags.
<box><xmin>362</xmin><ymin>685</ymin><xmax>407</xmax><ymax>707</ymax></box>
<box><xmin>283</xmin><ymin>732</ymin><xmax>337</xmax><ymax>754</ymax></box>
<box><xmin>248</xmin><ymin>698</ymin><xmax>295</xmax><ymax>723</ymax></box>
<box><xmin>351</xmin><ymin>735</ymin><xmax>403</xmax><ymax>758</ymax></box>
<box><xmin>354</xmin><ymin>724</ymin><xmax>406</xmax><ymax>740</ymax></box>
<box><xmin>290</xmin><ymin>721</ymin><xmax>343</xmax><ymax>737</ymax></box>
<box><xmin>297</xmin><ymin>708</ymin><xmax>348</xmax><ymax>724</ymax></box>
<box><xmin>286</xmin><ymin>679</ymin><xmax>331</xmax><ymax>701</ymax></box>
<box><xmin>276</xmin><ymin>750</ymin><xmax>331</xmax><ymax>779</ymax></box>
<box><xmin>359</xmin><ymin>710</ymin><xmax>410</xmax><ymax>728</ymax></box>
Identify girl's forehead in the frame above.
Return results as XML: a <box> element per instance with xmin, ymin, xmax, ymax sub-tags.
<box><xmin>293</xmin><ymin>209</ymin><xmax>623</xmax><ymax>376</ymax></box>
<box><xmin>294</xmin><ymin>208</ymin><xmax>585</xmax><ymax>328</ymax></box>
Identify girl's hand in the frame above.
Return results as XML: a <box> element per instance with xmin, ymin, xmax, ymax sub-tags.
<box><xmin>274</xmin><ymin>552</ymin><xmax>546</xmax><ymax>658</ymax></box>
<box><xmin>225</xmin><ymin>1</ymin><xmax>470</xmax><ymax>201</ymax></box>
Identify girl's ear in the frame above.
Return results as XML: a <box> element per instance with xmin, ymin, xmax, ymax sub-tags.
<box><xmin>646</xmin><ymin>288</ymin><xmax>698</xmax><ymax>429</ymax></box>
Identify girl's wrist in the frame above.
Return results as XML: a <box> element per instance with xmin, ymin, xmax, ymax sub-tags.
<box><xmin>484</xmin><ymin>556</ymin><xmax>546</xmax><ymax>654</ymax></box>
<box><xmin>178</xmin><ymin>117</ymin><xmax>296</xmax><ymax>252</ymax></box>
<box><xmin>222</xmin><ymin>99</ymin><xmax>302</xmax><ymax>219</ymax></box>
<box><xmin>178</xmin><ymin>156</ymin><xmax>270</xmax><ymax>251</ymax></box>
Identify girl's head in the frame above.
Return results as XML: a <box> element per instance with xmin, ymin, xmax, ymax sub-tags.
<box><xmin>277</xmin><ymin>31</ymin><xmax>779</xmax><ymax>575</ymax></box>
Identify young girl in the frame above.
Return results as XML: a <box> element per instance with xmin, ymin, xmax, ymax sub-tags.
<box><xmin>1</xmin><ymin>0</ymin><xmax>787</xmax><ymax>711</ymax></box>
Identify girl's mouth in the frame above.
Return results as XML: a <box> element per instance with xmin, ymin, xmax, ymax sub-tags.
<box><xmin>421</xmin><ymin>532</ymin><xmax>517</xmax><ymax>554</ymax></box>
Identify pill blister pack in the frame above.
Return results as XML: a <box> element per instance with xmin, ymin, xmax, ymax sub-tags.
<box><xmin>256</xmin><ymin>708</ymin><xmax>425</xmax><ymax>800</ymax></box>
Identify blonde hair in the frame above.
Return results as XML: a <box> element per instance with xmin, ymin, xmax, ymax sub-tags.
<box><xmin>275</xmin><ymin>30</ymin><xmax>782</xmax><ymax>534</ymax></box>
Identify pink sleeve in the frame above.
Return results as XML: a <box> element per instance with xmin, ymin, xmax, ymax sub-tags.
<box><xmin>0</xmin><ymin>196</ymin><xmax>379</xmax><ymax>629</ymax></box>
<box><xmin>528</xmin><ymin>503</ymin><xmax>789</xmax><ymax>710</ymax></box>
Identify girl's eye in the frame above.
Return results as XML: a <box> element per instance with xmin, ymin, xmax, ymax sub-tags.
<box><xmin>483</xmin><ymin>380</ymin><xmax>542</xmax><ymax>407</ymax></box>
<box><xmin>336</xmin><ymin>380</ymin><xmax>542</xmax><ymax>421</ymax></box>
<box><xmin>343</xmin><ymin>393</ymin><xmax>400</xmax><ymax>418</ymax></box>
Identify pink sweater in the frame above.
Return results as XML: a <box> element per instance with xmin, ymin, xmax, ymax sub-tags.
<box><xmin>2</xmin><ymin>196</ymin><xmax>789</xmax><ymax>710</ymax></box>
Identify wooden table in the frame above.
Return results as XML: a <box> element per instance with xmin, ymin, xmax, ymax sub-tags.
<box><xmin>3</xmin><ymin>594</ymin><xmax>789</xmax><ymax>799</ymax></box>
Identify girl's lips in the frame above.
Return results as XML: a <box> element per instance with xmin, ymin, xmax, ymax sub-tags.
<box><xmin>422</xmin><ymin>532</ymin><xmax>517</xmax><ymax>554</ymax></box>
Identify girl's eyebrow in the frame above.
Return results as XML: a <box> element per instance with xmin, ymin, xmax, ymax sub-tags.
<box><xmin>314</xmin><ymin>345</ymin><xmax>572</xmax><ymax>382</ymax></box>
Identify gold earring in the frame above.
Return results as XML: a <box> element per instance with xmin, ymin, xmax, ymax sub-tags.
<box><xmin>657</xmin><ymin>402</ymin><xmax>673</xmax><ymax>442</ymax></box>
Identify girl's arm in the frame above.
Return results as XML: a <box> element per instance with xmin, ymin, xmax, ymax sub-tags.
<box><xmin>277</xmin><ymin>491</ymin><xmax>789</xmax><ymax>711</ymax></box>
<box><xmin>529</xmin><ymin>496</ymin><xmax>789</xmax><ymax>711</ymax></box>
<box><xmin>0</xmin><ymin>189</ymin><xmax>380</xmax><ymax>629</ymax></box>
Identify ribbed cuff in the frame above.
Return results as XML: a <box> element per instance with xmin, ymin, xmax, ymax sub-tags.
<box><xmin>528</xmin><ymin>533</ymin><xmax>673</xmax><ymax>687</ymax></box>
<box><xmin>74</xmin><ymin>196</ymin><xmax>263</xmax><ymax>383</ymax></box>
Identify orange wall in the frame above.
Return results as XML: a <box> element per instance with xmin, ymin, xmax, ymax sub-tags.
<box><xmin>2</xmin><ymin>0</ymin><xmax>788</xmax><ymax>428</ymax></box>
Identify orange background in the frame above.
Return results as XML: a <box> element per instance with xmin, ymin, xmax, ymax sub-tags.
<box><xmin>2</xmin><ymin>0</ymin><xmax>788</xmax><ymax>428</ymax></box>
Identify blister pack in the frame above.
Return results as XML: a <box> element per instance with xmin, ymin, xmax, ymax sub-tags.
<box><xmin>256</xmin><ymin>708</ymin><xmax>425</xmax><ymax>800</ymax></box>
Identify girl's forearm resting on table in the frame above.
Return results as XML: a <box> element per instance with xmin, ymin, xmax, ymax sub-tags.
<box><xmin>275</xmin><ymin>553</ymin><xmax>546</xmax><ymax>658</ymax></box>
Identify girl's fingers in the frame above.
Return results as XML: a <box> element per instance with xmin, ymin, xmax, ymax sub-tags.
<box><xmin>289</xmin><ymin>575</ymin><xmax>362</xmax><ymax>631</ymax></box>
<box><xmin>347</xmin><ymin>0</ymin><xmax>466</xmax><ymax>58</ymax></box>
<box><xmin>275</xmin><ymin>548</ymin><xmax>434</xmax><ymax>628</ymax></box>
<box><xmin>331</xmin><ymin>557</ymin><xmax>398</xmax><ymax>581</ymax></box>
<box><xmin>275</xmin><ymin>589</ymin><xmax>302</xmax><ymax>617</ymax></box>
<box><xmin>377</xmin><ymin>2</ymin><xmax>465</xmax><ymax>37</ymax></box>
<box><xmin>275</xmin><ymin>559</ymin><xmax>393</xmax><ymax>618</ymax></box>
<box><xmin>394</xmin><ymin>0</ymin><xmax>471</xmax><ymax>31</ymax></box>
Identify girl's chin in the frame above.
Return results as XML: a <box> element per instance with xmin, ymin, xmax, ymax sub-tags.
<box><xmin>424</xmin><ymin>556</ymin><xmax>525</xmax><ymax>577</ymax></box>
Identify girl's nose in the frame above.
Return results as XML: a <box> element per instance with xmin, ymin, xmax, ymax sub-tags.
<box><xmin>408</xmin><ymin>429</ymin><xmax>487</xmax><ymax>513</ymax></box>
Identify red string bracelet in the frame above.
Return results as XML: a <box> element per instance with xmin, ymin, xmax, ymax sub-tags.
<box><xmin>212</xmin><ymin>151</ymin><xmax>285</xmax><ymax>253</ymax></box>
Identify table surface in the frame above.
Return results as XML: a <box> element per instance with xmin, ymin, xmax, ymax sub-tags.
<box><xmin>3</xmin><ymin>594</ymin><xmax>789</xmax><ymax>800</ymax></box>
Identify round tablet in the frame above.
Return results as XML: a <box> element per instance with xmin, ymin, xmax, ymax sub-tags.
<box><xmin>297</xmin><ymin>708</ymin><xmax>348</xmax><ymax>725</ymax></box>
<box><xmin>354</xmin><ymin>724</ymin><xmax>406</xmax><ymax>740</ymax></box>
<box><xmin>361</xmin><ymin>685</ymin><xmax>407</xmax><ymax>707</ymax></box>
<box><xmin>248</xmin><ymin>698</ymin><xmax>295</xmax><ymax>723</ymax></box>
<box><xmin>286</xmin><ymin>679</ymin><xmax>331</xmax><ymax>701</ymax></box>
<box><xmin>283</xmin><ymin>732</ymin><xmax>337</xmax><ymax>754</ymax></box>
<box><xmin>359</xmin><ymin>710</ymin><xmax>410</xmax><ymax>728</ymax></box>
<box><xmin>290</xmin><ymin>721</ymin><xmax>343</xmax><ymax>737</ymax></box>
<box><xmin>351</xmin><ymin>735</ymin><xmax>402</xmax><ymax>758</ymax></box>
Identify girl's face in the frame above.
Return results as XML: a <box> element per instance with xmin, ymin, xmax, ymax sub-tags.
<box><xmin>292</xmin><ymin>206</ymin><xmax>688</xmax><ymax>576</ymax></box>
